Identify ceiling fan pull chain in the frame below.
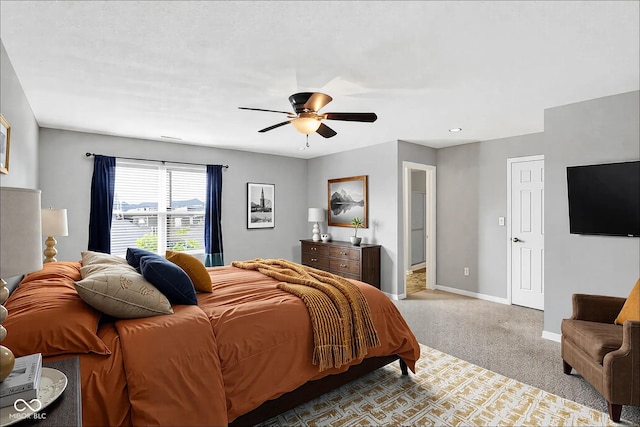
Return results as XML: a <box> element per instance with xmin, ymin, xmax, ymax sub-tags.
<box><xmin>306</xmin><ymin>134</ymin><xmax>310</xmax><ymax>148</ymax></box>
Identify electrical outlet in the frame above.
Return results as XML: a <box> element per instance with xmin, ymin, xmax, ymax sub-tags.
<box><xmin>498</xmin><ymin>217</ymin><xmax>505</xmax><ymax>226</ymax></box>
<box><xmin>464</xmin><ymin>267</ymin><xmax>470</xmax><ymax>276</ymax></box>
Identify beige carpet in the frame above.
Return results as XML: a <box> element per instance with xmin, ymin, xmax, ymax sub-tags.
<box><xmin>261</xmin><ymin>344</ymin><xmax>629</xmax><ymax>426</ymax></box>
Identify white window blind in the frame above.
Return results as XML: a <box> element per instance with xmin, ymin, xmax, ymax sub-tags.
<box><xmin>111</xmin><ymin>160</ymin><xmax>206</xmax><ymax>257</ymax></box>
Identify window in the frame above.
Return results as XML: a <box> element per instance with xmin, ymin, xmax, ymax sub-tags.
<box><xmin>111</xmin><ymin>160</ymin><xmax>206</xmax><ymax>258</ymax></box>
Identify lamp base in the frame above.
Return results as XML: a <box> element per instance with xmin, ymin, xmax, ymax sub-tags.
<box><xmin>312</xmin><ymin>222</ymin><xmax>320</xmax><ymax>241</ymax></box>
<box><xmin>44</xmin><ymin>236</ymin><xmax>58</xmax><ymax>263</ymax></box>
<box><xmin>0</xmin><ymin>345</ymin><xmax>14</xmax><ymax>382</ymax></box>
<box><xmin>0</xmin><ymin>279</ymin><xmax>14</xmax><ymax>382</ymax></box>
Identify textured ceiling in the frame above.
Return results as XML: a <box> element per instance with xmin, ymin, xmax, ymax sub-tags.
<box><xmin>1</xmin><ymin>1</ymin><xmax>638</xmax><ymax>159</ymax></box>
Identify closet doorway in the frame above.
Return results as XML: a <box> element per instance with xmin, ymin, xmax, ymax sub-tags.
<box><xmin>402</xmin><ymin>162</ymin><xmax>436</xmax><ymax>297</ymax></box>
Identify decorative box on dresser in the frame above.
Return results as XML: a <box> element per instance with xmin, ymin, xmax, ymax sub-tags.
<box><xmin>300</xmin><ymin>239</ymin><xmax>381</xmax><ymax>289</ymax></box>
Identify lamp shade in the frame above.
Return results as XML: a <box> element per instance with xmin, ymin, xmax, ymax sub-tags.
<box><xmin>0</xmin><ymin>188</ymin><xmax>43</xmax><ymax>278</ymax></box>
<box><xmin>308</xmin><ymin>208</ymin><xmax>325</xmax><ymax>222</ymax></box>
<box><xmin>292</xmin><ymin>117</ymin><xmax>321</xmax><ymax>135</ymax></box>
<box><xmin>42</xmin><ymin>208</ymin><xmax>69</xmax><ymax>237</ymax></box>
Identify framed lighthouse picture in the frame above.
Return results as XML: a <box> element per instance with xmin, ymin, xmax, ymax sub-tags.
<box><xmin>247</xmin><ymin>182</ymin><xmax>275</xmax><ymax>229</ymax></box>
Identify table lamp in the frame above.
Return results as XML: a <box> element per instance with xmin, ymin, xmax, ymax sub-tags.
<box><xmin>0</xmin><ymin>187</ymin><xmax>43</xmax><ymax>381</ymax></box>
<box><xmin>308</xmin><ymin>208</ymin><xmax>325</xmax><ymax>241</ymax></box>
<box><xmin>42</xmin><ymin>208</ymin><xmax>69</xmax><ymax>263</ymax></box>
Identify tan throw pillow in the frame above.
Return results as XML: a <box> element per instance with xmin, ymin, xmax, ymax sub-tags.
<box><xmin>80</xmin><ymin>263</ymin><xmax>136</xmax><ymax>279</ymax></box>
<box><xmin>75</xmin><ymin>270</ymin><xmax>173</xmax><ymax>319</ymax></box>
<box><xmin>165</xmin><ymin>251</ymin><xmax>212</xmax><ymax>293</ymax></box>
<box><xmin>615</xmin><ymin>279</ymin><xmax>640</xmax><ymax>325</ymax></box>
<box><xmin>81</xmin><ymin>250</ymin><xmax>130</xmax><ymax>267</ymax></box>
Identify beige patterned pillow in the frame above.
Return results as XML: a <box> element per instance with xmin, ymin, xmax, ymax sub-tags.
<box><xmin>75</xmin><ymin>270</ymin><xmax>173</xmax><ymax>319</ymax></box>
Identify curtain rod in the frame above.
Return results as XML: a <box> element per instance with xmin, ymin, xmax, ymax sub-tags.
<box><xmin>85</xmin><ymin>152</ymin><xmax>228</xmax><ymax>169</ymax></box>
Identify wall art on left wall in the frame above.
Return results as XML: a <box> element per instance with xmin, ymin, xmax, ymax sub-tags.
<box><xmin>0</xmin><ymin>114</ymin><xmax>11</xmax><ymax>174</ymax></box>
<box><xmin>247</xmin><ymin>182</ymin><xmax>275</xmax><ymax>229</ymax></box>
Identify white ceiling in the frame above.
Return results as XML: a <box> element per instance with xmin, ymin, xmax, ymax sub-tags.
<box><xmin>1</xmin><ymin>1</ymin><xmax>638</xmax><ymax>159</ymax></box>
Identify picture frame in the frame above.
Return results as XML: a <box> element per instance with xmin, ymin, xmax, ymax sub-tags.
<box><xmin>0</xmin><ymin>114</ymin><xmax>11</xmax><ymax>175</ymax></box>
<box><xmin>327</xmin><ymin>175</ymin><xmax>368</xmax><ymax>228</ymax></box>
<box><xmin>247</xmin><ymin>183</ymin><xmax>275</xmax><ymax>229</ymax></box>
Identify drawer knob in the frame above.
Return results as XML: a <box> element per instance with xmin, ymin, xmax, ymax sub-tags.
<box><xmin>311</xmin><ymin>258</ymin><xmax>318</xmax><ymax>262</ymax></box>
<box><xmin>311</xmin><ymin>247</ymin><xmax>317</xmax><ymax>251</ymax></box>
<box><xmin>340</xmin><ymin>264</ymin><xmax>347</xmax><ymax>268</ymax></box>
<box><xmin>341</xmin><ymin>252</ymin><xmax>347</xmax><ymax>255</ymax></box>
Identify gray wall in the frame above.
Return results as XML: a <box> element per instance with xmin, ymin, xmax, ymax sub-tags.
<box><xmin>544</xmin><ymin>90</ymin><xmax>640</xmax><ymax>335</ymax></box>
<box><xmin>38</xmin><ymin>128</ymin><xmax>308</xmax><ymax>264</ymax></box>
<box><xmin>436</xmin><ymin>133</ymin><xmax>545</xmax><ymax>298</ymax></box>
<box><xmin>306</xmin><ymin>139</ymin><xmax>437</xmax><ymax>297</ymax></box>
<box><xmin>307</xmin><ymin>141</ymin><xmax>400</xmax><ymax>295</ymax></box>
<box><xmin>0</xmin><ymin>41</ymin><xmax>39</xmax><ymax>189</ymax></box>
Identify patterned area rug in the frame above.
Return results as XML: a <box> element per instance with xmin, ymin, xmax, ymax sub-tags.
<box><xmin>261</xmin><ymin>344</ymin><xmax>625</xmax><ymax>426</ymax></box>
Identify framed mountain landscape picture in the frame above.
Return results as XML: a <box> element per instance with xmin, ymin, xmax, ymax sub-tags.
<box><xmin>327</xmin><ymin>175</ymin><xmax>367</xmax><ymax>228</ymax></box>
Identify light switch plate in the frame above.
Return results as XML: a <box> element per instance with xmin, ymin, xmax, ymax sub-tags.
<box><xmin>498</xmin><ymin>217</ymin><xmax>505</xmax><ymax>226</ymax></box>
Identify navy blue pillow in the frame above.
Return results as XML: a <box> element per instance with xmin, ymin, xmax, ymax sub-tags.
<box><xmin>126</xmin><ymin>247</ymin><xmax>160</xmax><ymax>269</ymax></box>
<box><xmin>138</xmin><ymin>255</ymin><xmax>197</xmax><ymax>305</ymax></box>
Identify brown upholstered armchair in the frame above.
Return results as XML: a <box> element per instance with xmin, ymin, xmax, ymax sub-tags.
<box><xmin>561</xmin><ymin>293</ymin><xmax>640</xmax><ymax>422</ymax></box>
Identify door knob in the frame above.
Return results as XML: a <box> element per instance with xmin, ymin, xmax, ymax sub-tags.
<box><xmin>512</xmin><ymin>237</ymin><xmax>522</xmax><ymax>243</ymax></box>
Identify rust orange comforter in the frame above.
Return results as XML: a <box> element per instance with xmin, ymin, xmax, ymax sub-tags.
<box><xmin>7</xmin><ymin>262</ymin><xmax>420</xmax><ymax>426</ymax></box>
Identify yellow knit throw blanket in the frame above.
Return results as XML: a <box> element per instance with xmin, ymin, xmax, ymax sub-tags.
<box><xmin>231</xmin><ymin>258</ymin><xmax>381</xmax><ymax>371</ymax></box>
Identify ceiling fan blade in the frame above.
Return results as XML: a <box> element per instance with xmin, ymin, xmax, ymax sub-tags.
<box><xmin>323</xmin><ymin>112</ymin><xmax>378</xmax><ymax>122</ymax></box>
<box><xmin>288</xmin><ymin>92</ymin><xmax>332</xmax><ymax>113</ymax></box>
<box><xmin>258</xmin><ymin>121</ymin><xmax>292</xmax><ymax>133</ymax></box>
<box><xmin>303</xmin><ymin>93</ymin><xmax>333</xmax><ymax>113</ymax></box>
<box><xmin>239</xmin><ymin>107</ymin><xmax>294</xmax><ymax>115</ymax></box>
<box><xmin>316</xmin><ymin>123</ymin><xmax>337</xmax><ymax>138</ymax></box>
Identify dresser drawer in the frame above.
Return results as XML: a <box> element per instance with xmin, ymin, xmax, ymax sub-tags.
<box><xmin>301</xmin><ymin>242</ymin><xmax>330</xmax><ymax>256</ymax></box>
<box><xmin>301</xmin><ymin>252</ymin><xmax>329</xmax><ymax>269</ymax></box>
<box><xmin>336</xmin><ymin>272</ymin><xmax>360</xmax><ymax>281</ymax></box>
<box><xmin>329</xmin><ymin>258</ymin><xmax>360</xmax><ymax>276</ymax></box>
<box><xmin>300</xmin><ymin>239</ymin><xmax>381</xmax><ymax>289</ymax></box>
<box><xmin>329</xmin><ymin>246</ymin><xmax>360</xmax><ymax>261</ymax></box>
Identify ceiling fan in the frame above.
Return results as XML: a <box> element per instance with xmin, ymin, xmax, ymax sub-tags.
<box><xmin>239</xmin><ymin>92</ymin><xmax>377</xmax><ymax>140</ymax></box>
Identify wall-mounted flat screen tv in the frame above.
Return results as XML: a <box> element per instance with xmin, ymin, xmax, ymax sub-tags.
<box><xmin>566</xmin><ymin>161</ymin><xmax>639</xmax><ymax>237</ymax></box>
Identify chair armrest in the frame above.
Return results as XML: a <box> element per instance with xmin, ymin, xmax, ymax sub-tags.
<box><xmin>570</xmin><ymin>294</ymin><xmax>626</xmax><ymax>323</ymax></box>
<box><xmin>603</xmin><ymin>320</ymin><xmax>640</xmax><ymax>405</ymax></box>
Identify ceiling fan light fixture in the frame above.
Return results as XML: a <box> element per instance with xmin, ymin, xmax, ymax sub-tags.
<box><xmin>291</xmin><ymin>117</ymin><xmax>321</xmax><ymax>135</ymax></box>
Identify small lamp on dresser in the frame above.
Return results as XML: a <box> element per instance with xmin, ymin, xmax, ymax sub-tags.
<box><xmin>42</xmin><ymin>207</ymin><xmax>69</xmax><ymax>263</ymax></box>
<box><xmin>308</xmin><ymin>208</ymin><xmax>325</xmax><ymax>242</ymax></box>
<box><xmin>0</xmin><ymin>187</ymin><xmax>43</xmax><ymax>381</ymax></box>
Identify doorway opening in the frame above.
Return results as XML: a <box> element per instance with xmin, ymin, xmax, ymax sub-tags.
<box><xmin>402</xmin><ymin>162</ymin><xmax>436</xmax><ymax>297</ymax></box>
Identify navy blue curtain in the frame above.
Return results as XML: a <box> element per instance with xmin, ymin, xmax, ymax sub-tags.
<box><xmin>88</xmin><ymin>155</ymin><xmax>116</xmax><ymax>253</ymax></box>
<box><xmin>205</xmin><ymin>165</ymin><xmax>224</xmax><ymax>267</ymax></box>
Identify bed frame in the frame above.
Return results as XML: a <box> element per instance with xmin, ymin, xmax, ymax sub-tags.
<box><xmin>229</xmin><ymin>355</ymin><xmax>408</xmax><ymax>426</ymax></box>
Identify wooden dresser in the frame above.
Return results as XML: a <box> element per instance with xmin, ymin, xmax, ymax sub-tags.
<box><xmin>300</xmin><ymin>239</ymin><xmax>381</xmax><ymax>288</ymax></box>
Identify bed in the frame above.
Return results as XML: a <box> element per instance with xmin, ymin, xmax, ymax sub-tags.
<box><xmin>3</xmin><ymin>255</ymin><xmax>420</xmax><ymax>426</ymax></box>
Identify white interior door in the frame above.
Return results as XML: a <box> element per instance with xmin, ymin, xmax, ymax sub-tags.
<box><xmin>509</xmin><ymin>156</ymin><xmax>544</xmax><ymax>310</ymax></box>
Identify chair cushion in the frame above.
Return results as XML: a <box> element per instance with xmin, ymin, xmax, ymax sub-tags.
<box><xmin>615</xmin><ymin>278</ymin><xmax>639</xmax><ymax>325</ymax></box>
<box><xmin>561</xmin><ymin>319</ymin><xmax>623</xmax><ymax>364</ymax></box>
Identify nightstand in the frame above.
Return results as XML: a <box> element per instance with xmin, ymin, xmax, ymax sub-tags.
<box><xmin>29</xmin><ymin>356</ymin><xmax>82</xmax><ymax>427</ymax></box>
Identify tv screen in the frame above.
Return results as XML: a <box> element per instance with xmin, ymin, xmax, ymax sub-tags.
<box><xmin>566</xmin><ymin>161</ymin><xmax>640</xmax><ymax>237</ymax></box>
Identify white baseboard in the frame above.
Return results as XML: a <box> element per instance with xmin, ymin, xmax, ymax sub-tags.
<box><xmin>542</xmin><ymin>330</ymin><xmax>561</xmax><ymax>343</ymax></box>
<box><xmin>434</xmin><ymin>284</ymin><xmax>510</xmax><ymax>305</ymax></box>
<box><xmin>384</xmin><ymin>291</ymin><xmax>406</xmax><ymax>301</ymax></box>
